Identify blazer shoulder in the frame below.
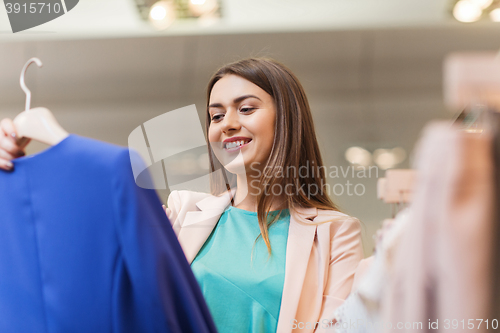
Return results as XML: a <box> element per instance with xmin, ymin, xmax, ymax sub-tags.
<box><xmin>313</xmin><ymin>209</ymin><xmax>362</xmax><ymax>238</ymax></box>
<box><xmin>315</xmin><ymin>208</ymin><xmax>361</xmax><ymax>225</ymax></box>
<box><xmin>315</xmin><ymin>209</ymin><xmax>364</xmax><ymax>259</ymax></box>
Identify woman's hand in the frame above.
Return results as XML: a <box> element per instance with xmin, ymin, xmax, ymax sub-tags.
<box><xmin>0</xmin><ymin>118</ymin><xmax>30</xmax><ymax>170</ymax></box>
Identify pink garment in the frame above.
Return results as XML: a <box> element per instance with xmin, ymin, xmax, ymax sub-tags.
<box><xmin>381</xmin><ymin>122</ymin><xmax>494</xmax><ymax>333</ymax></box>
<box><xmin>351</xmin><ymin>256</ymin><xmax>375</xmax><ymax>292</ymax></box>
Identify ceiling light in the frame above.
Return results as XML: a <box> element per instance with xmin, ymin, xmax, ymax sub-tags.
<box><xmin>150</xmin><ymin>6</ymin><xmax>166</xmax><ymax>20</ymax></box>
<box><xmin>470</xmin><ymin>0</ymin><xmax>493</xmax><ymax>9</ymax></box>
<box><xmin>149</xmin><ymin>1</ymin><xmax>176</xmax><ymax>30</ymax></box>
<box><xmin>391</xmin><ymin>147</ymin><xmax>407</xmax><ymax>164</ymax></box>
<box><xmin>189</xmin><ymin>0</ymin><xmax>218</xmax><ymax>17</ymax></box>
<box><xmin>490</xmin><ymin>8</ymin><xmax>500</xmax><ymax>21</ymax></box>
<box><xmin>134</xmin><ymin>0</ymin><xmax>221</xmax><ymax>29</ymax></box>
<box><xmin>373</xmin><ymin>147</ymin><xmax>406</xmax><ymax>170</ymax></box>
<box><xmin>373</xmin><ymin>149</ymin><xmax>396</xmax><ymax>170</ymax></box>
<box><xmin>453</xmin><ymin>0</ymin><xmax>483</xmax><ymax>22</ymax></box>
<box><xmin>345</xmin><ymin>147</ymin><xmax>372</xmax><ymax>167</ymax></box>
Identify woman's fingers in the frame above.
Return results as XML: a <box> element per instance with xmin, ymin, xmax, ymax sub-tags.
<box><xmin>0</xmin><ymin>133</ymin><xmax>24</xmax><ymax>157</ymax></box>
<box><xmin>0</xmin><ymin>160</ymin><xmax>13</xmax><ymax>170</ymax></box>
<box><xmin>0</xmin><ymin>148</ymin><xmax>18</xmax><ymax>161</ymax></box>
<box><xmin>0</xmin><ymin>118</ymin><xmax>27</xmax><ymax>156</ymax></box>
<box><xmin>0</xmin><ymin>146</ymin><xmax>15</xmax><ymax>170</ymax></box>
<box><xmin>0</xmin><ymin>118</ymin><xmax>26</xmax><ymax>170</ymax></box>
<box><xmin>162</xmin><ymin>205</ymin><xmax>169</xmax><ymax>215</ymax></box>
<box><xmin>0</xmin><ymin>118</ymin><xmax>17</xmax><ymax>139</ymax></box>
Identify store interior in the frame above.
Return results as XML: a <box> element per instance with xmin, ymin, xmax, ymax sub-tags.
<box><xmin>1</xmin><ymin>0</ymin><xmax>498</xmax><ymax>254</ymax></box>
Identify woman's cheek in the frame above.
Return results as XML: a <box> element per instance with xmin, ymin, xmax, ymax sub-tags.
<box><xmin>208</xmin><ymin>126</ymin><xmax>218</xmax><ymax>143</ymax></box>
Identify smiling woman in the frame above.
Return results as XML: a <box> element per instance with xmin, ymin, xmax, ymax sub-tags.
<box><xmin>164</xmin><ymin>58</ymin><xmax>364</xmax><ymax>333</ymax></box>
<box><xmin>0</xmin><ymin>57</ymin><xmax>363</xmax><ymax>333</ymax></box>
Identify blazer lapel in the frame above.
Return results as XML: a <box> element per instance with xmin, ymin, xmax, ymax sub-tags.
<box><xmin>277</xmin><ymin>207</ymin><xmax>318</xmax><ymax>333</ymax></box>
<box><xmin>177</xmin><ymin>190</ymin><xmax>234</xmax><ymax>263</ymax></box>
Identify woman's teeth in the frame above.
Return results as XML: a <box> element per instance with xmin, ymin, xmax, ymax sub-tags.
<box><xmin>225</xmin><ymin>140</ymin><xmax>249</xmax><ymax>149</ymax></box>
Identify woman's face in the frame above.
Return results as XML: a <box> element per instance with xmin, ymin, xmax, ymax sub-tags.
<box><xmin>208</xmin><ymin>74</ymin><xmax>276</xmax><ymax>176</ymax></box>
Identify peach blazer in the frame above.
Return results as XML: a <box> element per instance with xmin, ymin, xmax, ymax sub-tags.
<box><xmin>165</xmin><ymin>189</ymin><xmax>364</xmax><ymax>333</ymax></box>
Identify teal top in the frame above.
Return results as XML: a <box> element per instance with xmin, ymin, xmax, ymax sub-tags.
<box><xmin>191</xmin><ymin>205</ymin><xmax>290</xmax><ymax>333</ymax></box>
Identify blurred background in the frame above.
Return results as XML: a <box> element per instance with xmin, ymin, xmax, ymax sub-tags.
<box><xmin>1</xmin><ymin>0</ymin><xmax>498</xmax><ymax>255</ymax></box>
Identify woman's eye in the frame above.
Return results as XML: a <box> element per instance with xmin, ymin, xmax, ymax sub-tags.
<box><xmin>240</xmin><ymin>107</ymin><xmax>255</xmax><ymax>113</ymax></box>
<box><xmin>211</xmin><ymin>114</ymin><xmax>224</xmax><ymax>122</ymax></box>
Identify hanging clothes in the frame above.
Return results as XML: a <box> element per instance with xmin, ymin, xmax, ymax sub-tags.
<box><xmin>333</xmin><ymin>209</ymin><xmax>411</xmax><ymax>333</ymax></box>
<box><xmin>0</xmin><ymin>134</ymin><xmax>217</xmax><ymax>333</ymax></box>
<box><xmin>381</xmin><ymin>122</ymin><xmax>495</xmax><ymax>333</ymax></box>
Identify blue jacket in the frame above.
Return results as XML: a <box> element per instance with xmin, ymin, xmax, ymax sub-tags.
<box><xmin>0</xmin><ymin>134</ymin><xmax>217</xmax><ymax>333</ymax></box>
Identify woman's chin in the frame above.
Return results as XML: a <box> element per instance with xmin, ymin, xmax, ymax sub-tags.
<box><xmin>224</xmin><ymin>161</ymin><xmax>247</xmax><ymax>175</ymax></box>
<box><xmin>216</xmin><ymin>150</ymin><xmax>248</xmax><ymax>173</ymax></box>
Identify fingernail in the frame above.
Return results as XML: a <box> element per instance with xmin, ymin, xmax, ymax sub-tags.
<box><xmin>10</xmin><ymin>133</ymin><xmax>16</xmax><ymax>139</ymax></box>
<box><xmin>6</xmin><ymin>161</ymin><xmax>13</xmax><ymax>168</ymax></box>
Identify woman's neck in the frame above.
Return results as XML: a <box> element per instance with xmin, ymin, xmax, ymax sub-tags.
<box><xmin>232</xmin><ymin>173</ymin><xmax>285</xmax><ymax>212</ymax></box>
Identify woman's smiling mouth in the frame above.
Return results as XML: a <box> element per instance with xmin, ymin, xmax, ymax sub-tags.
<box><xmin>223</xmin><ymin>137</ymin><xmax>252</xmax><ymax>151</ymax></box>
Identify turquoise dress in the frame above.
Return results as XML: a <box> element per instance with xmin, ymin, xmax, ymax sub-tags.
<box><xmin>191</xmin><ymin>205</ymin><xmax>290</xmax><ymax>333</ymax></box>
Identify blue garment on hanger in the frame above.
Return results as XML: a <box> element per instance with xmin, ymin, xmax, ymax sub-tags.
<box><xmin>0</xmin><ymin>134</ymin><xmax>217</xmax><ymax>333</ymax></box>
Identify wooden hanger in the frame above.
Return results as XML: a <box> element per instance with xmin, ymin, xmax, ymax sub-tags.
<box><xmin>13</xmin><ymin>58</ymin><xmax>68</xmax><ymax>146</ymax></box>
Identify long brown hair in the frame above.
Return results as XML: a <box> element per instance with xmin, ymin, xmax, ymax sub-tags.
<box><xmin>206</xmin><ymin>58</ymin><xmax>339</xmax><ymax>253</ymax></box>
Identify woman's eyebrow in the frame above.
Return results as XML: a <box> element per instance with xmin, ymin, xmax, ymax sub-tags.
<box><xmin>208</xmin><ymin>103</ymin><xmax>223</xmax><ymax>108</ymax></box>
<box><xmin>233</xmin><ymin>94</ymin><xmax>261</xmax><ymax>104</ymax></box>
<box><xmin>208</xmin><ymin>94</ymin><xmax>261</xmax><ymax>108</ymax></box>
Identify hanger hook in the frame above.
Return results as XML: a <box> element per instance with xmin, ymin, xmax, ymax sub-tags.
<box><xmin>20</xmin><ymin>58</ymin><xmax>43</xmax><ymax>111</ymax></box>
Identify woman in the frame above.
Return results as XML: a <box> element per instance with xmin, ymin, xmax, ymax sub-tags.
<box><xmin>0</xmin><ymin>58</ymin><xmax>363</xmax><ymax>333</ymax></box>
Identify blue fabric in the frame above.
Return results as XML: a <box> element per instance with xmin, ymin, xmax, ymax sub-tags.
<box><xmin>0</xmin><ymin>134</ymin><xmax>217</xmax><ymax>333</ymax></box>
<box><xmin>191</xmin><ymin>206</ymin><xmax>290</xmax><ymax>333</ymax></box>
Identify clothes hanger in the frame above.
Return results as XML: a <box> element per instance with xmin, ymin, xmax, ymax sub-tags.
<box><xmin>445</xmin><ymin>52</ymin><xmax>500</xmax><ymax>133</ymax></box>
<box><xmin>13</xmin><ymin>57</ymin><xmax>68</xmax><ymax>146</ymax></box>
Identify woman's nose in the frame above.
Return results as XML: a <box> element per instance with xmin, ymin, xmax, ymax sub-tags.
<box><xmin>221</xmin><ymin>109</ymin><xmax>241</xmax><ymax>133</ymax></box>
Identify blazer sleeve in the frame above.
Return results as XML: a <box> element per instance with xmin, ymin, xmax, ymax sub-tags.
<box><xmin>318</xmin><ymin>216</ymin><xmax>364</xmax><ymax>327</ymax></box>
<box><xmin>111</xmin><ymin>150</ymin><xmax>217</xmax><ymax>333</ymax></box>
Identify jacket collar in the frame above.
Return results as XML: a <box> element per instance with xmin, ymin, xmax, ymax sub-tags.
<box><xmin>178</xmin><ymin>189</ymin><xmax>319</xmax><ymax>262</ymax></box>
<box><xmin>177</xmin><ymin>189</ymin><xmax>235</xmax><ymax>262</ymax></box>
<box><xmin>191</xmin><ymin>188</ymin><xmax>319</xmax><ymax>224</ymax></box>
<box><xmin>291</xmin><ymin>206</ymin><xmax>318</xmax><ymax>222</ymax></box>
<box><xmin>194</xmin><ymin>188</ymin><xmax>235</xmax><ymax>212</ymax></box>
